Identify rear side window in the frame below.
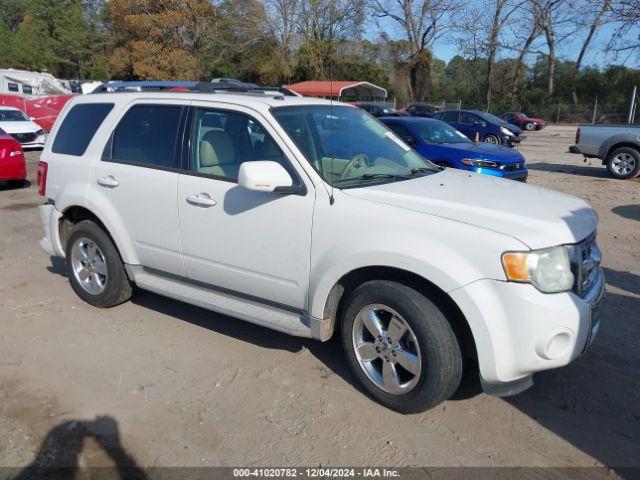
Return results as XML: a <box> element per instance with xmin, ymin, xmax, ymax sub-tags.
<box><xmin>107</xmin><ymin>104</ymin><xmax>183</xmax><ymax>169</ymax></box>
<box><xmin>8</xmin><ymin>83</ymin><xmax>19</xmax><ymax>92</ymax></box>
<box><xmin>52</xmin><ymin>103</ymin><xmax>114</xmax><ymax>156</ymax></box>
<box><xmin>442</xmin><ymin>111</ymin><xmax>459</xmax><ymax>122</ymax></box>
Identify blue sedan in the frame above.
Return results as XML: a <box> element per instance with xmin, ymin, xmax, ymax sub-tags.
<box><xmin>381</xmin><ymin>117</ymin><xmax>528</xmax><ymax>181</ymax></box>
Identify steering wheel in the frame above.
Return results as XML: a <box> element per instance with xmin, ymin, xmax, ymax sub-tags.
<box><xmin>339</xmin><ymin>153</ymin><xmax>370</xmax><ymax>180</ymax></box>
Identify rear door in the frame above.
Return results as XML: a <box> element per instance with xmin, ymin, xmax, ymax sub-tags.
<box><xmin>90</xmin><ymin>101</ymin><xmax>187</xmax><ymax>275</ymax></box>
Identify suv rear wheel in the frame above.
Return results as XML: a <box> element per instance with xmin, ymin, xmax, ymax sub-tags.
<box><xmin>605</xmin><ymin>147</ymin><xmax>640</xmax><ymax>180</ymax></box>
<box><xmin>65</xmin><ymin>220</ymin><xmax>133</xmax><ymax>307</ymax></box>
<box><xmin>340</xmin><ymin>280</ymin><xmax>463</xmax><ymax>413</ymax></box>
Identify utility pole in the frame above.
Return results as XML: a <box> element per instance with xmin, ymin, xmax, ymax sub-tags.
<box><xmin>592</xmin><ymin>97</ymin><xmax>598</xmax><ymax>124</ymax></box>
<box><xmin>556</xmin><ymin>102</ymin><xmax>561</xmax><ymax>123</ymax></box>
<box><xmin>628</xmin><ymin>86</ymin><xmax>637</xmax><ymax>124</ymax></box>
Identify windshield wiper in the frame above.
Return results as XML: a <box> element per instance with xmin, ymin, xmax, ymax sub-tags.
<box><xmin>334</xmin><ymin>173</ymin><xmax>410</xmax><ymax>183</ymax></box>
<box><xmin>408</xmin><ymin>167</ymin><xmax>436</xmax><ymax>175</ymax></box>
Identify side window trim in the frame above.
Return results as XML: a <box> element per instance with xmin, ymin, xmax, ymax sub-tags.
<box><xmin>101</xmin><ymin>103</ymin><xmax>187</xmax><ymax>173</ymax></box>
<box><xmin>183</xmin><ymin>105</ymin><xmax>307</xmax><ymax>195</ymax></box>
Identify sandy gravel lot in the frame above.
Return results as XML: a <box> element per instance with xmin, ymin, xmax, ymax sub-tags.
<box><xmin>0</xmin><ymin>125</ymin><xmax>638</xmax><ymax>474</ymax></box>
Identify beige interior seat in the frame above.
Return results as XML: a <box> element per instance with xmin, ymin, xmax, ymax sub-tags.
<box><xmin>199</xmin><ymin>130</ymin><xmax>238</xmax><ymax>178</ymax></box>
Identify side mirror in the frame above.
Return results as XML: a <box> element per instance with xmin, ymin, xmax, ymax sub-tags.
<box><xmin>238</xmin><ymin>161</ymin><xmax>293</xmax><ymax>193</ymax></box>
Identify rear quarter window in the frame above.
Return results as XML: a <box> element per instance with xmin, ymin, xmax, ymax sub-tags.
<box><xmin>52</xmin><ymin>103</ymin><xmax>114</xmax><ymax>156</ymax></box>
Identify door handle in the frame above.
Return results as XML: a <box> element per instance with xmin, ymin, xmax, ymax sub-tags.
<box><xmin>186</xmin><ymin>193</ymin><xmax>217</xmax><ymax>207</ymax></box>
<box><xmin>97</xmin><ymin>175</ymin><xmax>119</xmax><ymax>188</ymax></box>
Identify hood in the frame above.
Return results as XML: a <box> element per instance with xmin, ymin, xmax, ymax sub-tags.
<box><xmin>436</xmin><ymin>142</ymin><xmax>525</xmax><ymax>164</ymax></box>
<box><xmin>0</xmin><ymin>120</ymin><xmax>41</xmax><ymax>134</ymax></box>
<box><xmin>501</xmin><ymin>123</ymin><xmax>523</xmax><ymax>134</ymax></box>
<box><xmin>344</xmin><ymin>169</ymin><xmax>597</xmax><ymax>249</ymax></box>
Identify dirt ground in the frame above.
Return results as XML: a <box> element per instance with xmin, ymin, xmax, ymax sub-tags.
<box><xmin>0</xmin><ymin>125</ymin><xmax>638</xmax><ymax>474</ymax></box>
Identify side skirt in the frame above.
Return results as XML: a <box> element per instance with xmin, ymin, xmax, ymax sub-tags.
<box><xmin>125</xmin><ymin>265</ymin><xmax>330</xmax><ymax>340</ymax></box>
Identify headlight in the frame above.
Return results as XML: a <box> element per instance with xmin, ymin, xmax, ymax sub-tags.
<box><xmin>502</xmin><ymin>246</ymin><xmax>574</xmax><ymax>293</ymax></box>
<box><xmin>500</xmin><ymin>126</ymin><xmax>515</xmax><ymax>137</ymax></box>
<box><xmin>460</xmin><ymin>158</ymin><xmax>499</xmax><ymax>168</ymax></box>
<box><xmin>36</xmin><ymin>129</ymin><xmax>45</xmax><ymax>136</ymax></box>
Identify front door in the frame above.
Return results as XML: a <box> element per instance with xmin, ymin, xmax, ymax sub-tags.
<box><xmin>177</xmin><ymin>105</ymin><xmax>314</xmax><ymax>309</ymax></box>
<box><xmin>90</xmin><ymin>101</ymin><xmax>187</xmax><ymax>276</ymax></box>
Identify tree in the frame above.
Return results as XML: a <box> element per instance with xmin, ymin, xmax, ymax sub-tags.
<box><xmin>372</xmin><ymin>0</ymin><xmax>462</xmax><ymax>100</ymax></box>
<box><xmin>107</xmin><ymin>0</ymin><xmax>221</xmax><ymax>80</ymax></box>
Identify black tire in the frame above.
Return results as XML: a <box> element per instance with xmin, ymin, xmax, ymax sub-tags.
<box><xmin>340</xmin><ymin>280</ymin><xmax>463</xmax><ymax>413</ymax></box>
<box><xmin>605</xmin><ymin>147</ymin><xmax>640</xmax><ymax>180</ymax></box>
<box><xmin>65</xmin><ymin>220</ymin><xmax>133</xmax><ymax>308</ymax></box>
<box><xmin>483</xmin><ymin>134</ymin><xmax>500</xmax><ymax>145</ymax></box>
<box><xmin>8</xmin><ymin>179</ymin><xmax>26</xmax><ymax>189</ymax></box>
<box><xmin>524</xmin><ymin>121</ymin><xmax>535</xmax><ymax>131</ymax></box>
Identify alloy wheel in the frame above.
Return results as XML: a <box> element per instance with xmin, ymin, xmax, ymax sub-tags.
<box><xmin>352</xmin><ymin>304</ymin><xmax>422</xmax><ymax>395</ymax></box>
<box><xmin>70</xmin><ymin>237</ymin><xmax>108</xmax><ymax>295</ymax></box>
<box><xmin>611</xmin><ymin>153</ymin><xmax>637</xmax><ymax>176</ymax></box>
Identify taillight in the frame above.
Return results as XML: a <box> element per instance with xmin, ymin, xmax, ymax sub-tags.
<box><xmin>575</xmin><ymin>128</ymin><xmax>581</xmax><ymax>145</ymax></box>
<box><xmin>37</xmin><ymin>161</ymin><xmax>48</xmax><ymax>197</ymax></box>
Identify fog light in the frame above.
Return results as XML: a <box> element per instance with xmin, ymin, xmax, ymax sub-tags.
<box><xmin>537</xmin><ymin>330</ymin><xmax>573</xmax><ymax>360</ymax></box>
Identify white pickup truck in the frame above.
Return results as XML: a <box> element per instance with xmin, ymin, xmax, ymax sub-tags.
<box><xmin>573</xmin><ymin>123</ymin><xmax>640</xmax><ymax>179</ymax></box>
<box><xmin>38</xmin><ymin>86</ymin><xmax>604</xmax><ymax>413</ymax></box>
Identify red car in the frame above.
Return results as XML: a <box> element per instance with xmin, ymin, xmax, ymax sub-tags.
<box><xmin>500</xmin><ymin>112</ymin><xmax>547</xmax><ymax>131</ymax></box>
<box><xmin>0</xmin><ymin>127</ymin><xmax>26</xmax><ymax>188</ymax></box>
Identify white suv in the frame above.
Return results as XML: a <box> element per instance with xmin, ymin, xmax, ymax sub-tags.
<box><xmin>38</xmin><ymin>88</ymin><xmax>604</xmax><ymax>413</ymax></box>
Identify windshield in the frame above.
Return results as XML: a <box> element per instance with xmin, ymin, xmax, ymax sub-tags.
<box><xmin>477</xmin><ymin>111</ymin><xmax>507</xmax><ymax>125</ymax></box>
<box><xmin>0</xmin><ymin>110</ymin><xmax>29</xmax><ymax>122</ymax></box>
<box><xmin>272</xmin><ymin>105</ymin><xmax>438</xmax><ymax>188</ymax></box>
<box><xmin>381</xmin><ymin>106</ymin><xmax>396</xmax><ymax>114</ymax></box>
<box><xmin>414</xmin><ymin>120</ymin><xmax>470</xmax><ymax>144</ymax></box>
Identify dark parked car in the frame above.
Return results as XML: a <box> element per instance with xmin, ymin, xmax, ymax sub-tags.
<box><xmin>433</xmin><ymin>109</ymin><xmax>524</xmax><ymax>147</ymax></box>
<box><xmin>404</xmin><ymin>103</ymin><xmax>441</xmax><ymax>117</ymax></box>
<box><xmin>381</xmin><ymin>117</ymin><xmax>528</xmax><ymax>181</ymax></box>
<box><xmin>500</xmin><ymin>112</ymin><xmax>547</xmax><ymax>131</ymax></box>
<box><xmin>353</xmin><ymin>102</ymin><xmax>407</xmax><ymax>117</ymax></box>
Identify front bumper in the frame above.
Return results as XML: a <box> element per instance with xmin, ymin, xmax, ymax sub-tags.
<box><xmin>469</xmin><ymin>166</ymin><xmax>528</xmax><ymax>182</ymax></box>
<box><xmin>450</xmin><ymin>269</ymin><xmax>604</xmax><ymax>396</ymax></box>
<box><xmin>39</xmin><ymin>204</ymin><xmax>65</xmax><ymax>257</ymax></box>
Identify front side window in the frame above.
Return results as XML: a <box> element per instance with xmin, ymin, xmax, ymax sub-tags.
<box><xmin>0</xmin><ymin>110</ymin><xmax>29</xmax><ymax>121</ymax></box>
<box><xmin>414</xmin><ymin>120</ymin><xmax>471</xmax><ymax>144</ymax></box>
<box><xmin>191</xmin><ymin>108</ymin><xmax>288</xmax><ymax>181</ymax></box>
<box><xmin>386</xmin><ymin>123</ymin><xmax>413</xmax><ymax>141</ymax></box>
<box><xmin>459</xmin><ymin>112</ymin><xmax>478</xmax><ymax>125</ymax></box>
<box><xmin>108</xmin><ymin>104</ymin><xmax>183</xmax><ymax>168</ymax></box>
<box><xmin>52</xmin><ymin>103</ymin><xmax>114</xmax><ymax>156</ymax></box>
<box><xmin>22</xmin><ymin>85</ymin><xmax>33</xmax><ymax>95</ymax></box>
<box><xmin>272</xmin><ymin>105</ymin><xmax>438</xmax><ymax>188</ymax></box>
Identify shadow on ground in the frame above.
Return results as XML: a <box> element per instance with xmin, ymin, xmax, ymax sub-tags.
<box><xmin>506</xmin><ymin>284</ymin><xmax>640</xmax><ymax>472</ymax></box>
<box><xmin>527</xmin><ymin>162</ymin><xmax>611</xmax><ymax>178</ymax></box>
<box><xmin>611</xmin><ymin>204</ymin><xmax>640</xmax><ymax>223</ymax></box>
<box><xmin>13</xmin><ymin>415</ymin><xmax>145</xmax><ymax>480</ymax></box>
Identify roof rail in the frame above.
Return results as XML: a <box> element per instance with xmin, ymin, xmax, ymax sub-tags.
<box><xmin>90</xmin><ymin>80</ymin><xmax>299</xmax><ymax>98</ymax></box>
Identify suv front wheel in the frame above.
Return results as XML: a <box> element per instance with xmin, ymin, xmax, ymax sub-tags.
<box><xmin>340</xmin><ymin>280</ymin><xmax>463</xmax><ymax>413</ymax></box>
<box><xmin>65</xmin><ymin>220</ymin><xmax>133</xmax><ymax>307</ymax></box>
